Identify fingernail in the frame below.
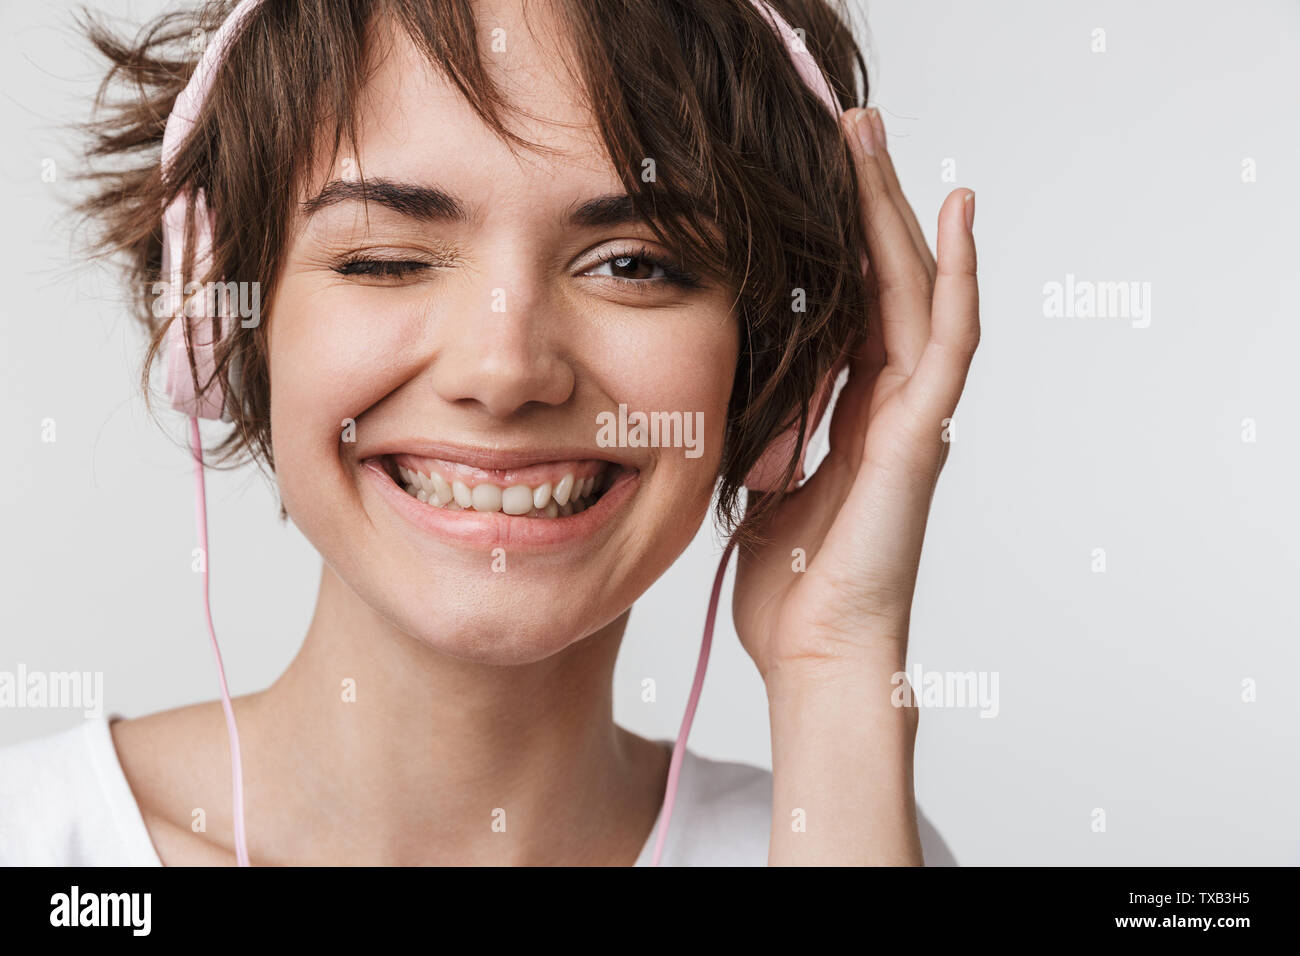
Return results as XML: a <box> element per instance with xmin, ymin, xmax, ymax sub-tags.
<box><xmin>870</xmin><ymin>108</ymin><xmax>886</xmax><ymax>150</ymax></box>
<box><xmin>963</xmin><ymin>191</ymin><xmax>976</xmax><ymax>231</ymax></box>
<box><xmin>854</xmin><ymin>109</ymin><xmax>877</xmax><ymax>155</ymax></box>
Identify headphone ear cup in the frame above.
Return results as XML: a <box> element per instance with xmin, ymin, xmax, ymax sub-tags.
<box><xmin>221</xmin><ymin>349</ymin><xmax>241</xmax><ymax>424</ymax></box>
<box><xmin>161</xmin><ymin>189</ymin><xmax>228</xmax><ymax>419</ymax></box>
<box><xmin>742</xmin><ymin>357</ymin><xmax>847</xmax><ymax>492</ymax></box>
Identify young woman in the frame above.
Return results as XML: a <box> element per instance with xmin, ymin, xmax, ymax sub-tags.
<box><xmin>0</xmin><ymin>0</ymin><xmax>977</xmax><ymax>866</ymax></box>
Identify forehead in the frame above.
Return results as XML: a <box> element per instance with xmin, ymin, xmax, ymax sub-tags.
<box><xmin>304</xmin><ymin>0</ymin><xmax>618</xmax><ymax>207</ymax></box>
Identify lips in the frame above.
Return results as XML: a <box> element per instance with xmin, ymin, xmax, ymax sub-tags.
<box><xmin>361</xmin><ymin>455</ymin><xmax>639</xmax><ymax>554</ymax></box>
<box><xmin>386</xmin><ymin>453</ymin><xmax>615</xmax><ymax>518</ymax></box>
<box><xmin>360</xmin><ymin>451</ymin><xmax>640</xmax><ymax>550</ymax></box>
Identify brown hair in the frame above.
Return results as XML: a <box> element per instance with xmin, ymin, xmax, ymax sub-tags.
<box><xmin>78</xmin><ymin>0</ymin><xmax>870</xmax><ymax>545</ymax></box>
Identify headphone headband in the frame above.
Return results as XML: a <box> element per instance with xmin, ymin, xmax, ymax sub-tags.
<box><xmin>159</xmin><ymin>0</ymin><xmax>263</xmax><ymax>420</ymax></box>
<box><xmin>160</xmin><ymin>0</ymin><xmax>851</xmax><ymax>487</ymax></box>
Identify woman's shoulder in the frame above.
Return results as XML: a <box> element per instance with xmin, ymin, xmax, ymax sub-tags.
<box><xmin>653</xmin><ymin>747</ymin><xmax>958</xmax><ymax>866</ymax></box>
<box><xmin>0</xmin><ymin>717</ymin><xmax>160</xmax><ymax>866</ymax></box>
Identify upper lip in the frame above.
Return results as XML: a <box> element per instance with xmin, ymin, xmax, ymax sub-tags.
<box><xmin>358</xmin><ymin>439</ymin><xmax>638</xmax><ymax>472</ymax></box>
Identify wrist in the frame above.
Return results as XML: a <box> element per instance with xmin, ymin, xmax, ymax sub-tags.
<box><xmin>764</xmin><ymin>648</ymin><xmax>922</xmax><ymax>865</ymax></box>
<box><xmin>764</xmin><ymin>638</ymin><xmax>910</xmax><ymax>705</ymax></box>
<box><xmin>766</xmin><ymin>653</ymin><xmax>920</xmax><ymax>749</ymax></box>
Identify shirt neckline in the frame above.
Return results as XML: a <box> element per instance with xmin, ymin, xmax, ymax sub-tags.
<box><xmin>93</xmin><ymin>715</ymin><xmax>164</xmax><ymax>866</ymax></box>
<box><xmin>91</xmin><ymin>714</ymin><xmax>684</xmax><ymax>866</ymax></box>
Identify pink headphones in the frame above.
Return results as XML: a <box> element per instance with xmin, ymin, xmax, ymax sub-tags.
<box><xmin>162</xmin><ymin>0</ymin><xmax>854</xmax><ymax>867</ymax></box>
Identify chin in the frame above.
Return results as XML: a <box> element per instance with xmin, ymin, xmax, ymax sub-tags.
<box><xmin>374</xmin><ymin>581</ymin><xmax>607</xmax><ymax>666</ymax></box>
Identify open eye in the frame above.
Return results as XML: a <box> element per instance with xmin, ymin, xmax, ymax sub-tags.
<box><xmin>585</xmin><ymin>245</ymin><xmax>701</xmax><ymax>290</ymax></box>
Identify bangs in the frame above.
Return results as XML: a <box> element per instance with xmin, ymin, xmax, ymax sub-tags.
<box><xmin>264</xmin><ymin>0</ymin><xmax>731</xmax><ymax>286</ymax></box>
<box><xmin>80</xmin><ymin>0</ymin><xmax>869</xmax><ymax>544</ymax></box>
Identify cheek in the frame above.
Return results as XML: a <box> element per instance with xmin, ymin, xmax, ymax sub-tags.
<box><xmin>586</xmin><ymin>307</ymin><xmax>738</xmax><ymax>471</ymax></box>
<box><xmin>267</xmin><ymin>278</ymin><xmax>426</xmax><ymax>520</ymax></box>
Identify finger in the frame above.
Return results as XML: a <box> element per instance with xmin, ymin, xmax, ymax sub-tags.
<box><xmin>817</xmin><ymin>334</ymin><xmax>881</xmax><ymax>483</ymax></box>
<box><xmin>841</xmin><ymin>107</ymin><xmax>933</xmax><ymax>374</ymax></box>
<box><xmin>868</xmin><ymin>109</ymin><xmax>936</xmax><ymax>281</ymax></box>
<box><xmin>907</xmin><ymin>188</ymin><xmax>979</xmax><ymax>424</ymax></box>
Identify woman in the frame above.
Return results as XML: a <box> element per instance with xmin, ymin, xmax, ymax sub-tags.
<box><xmin>0</xmin><ymin>0</ymin><xmax>977</xmax><ymax>865</ymax></box>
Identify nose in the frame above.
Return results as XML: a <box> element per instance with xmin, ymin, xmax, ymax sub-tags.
<box><xmin>425</xmin><ymin>267</ymin><xmax>576</xmax><ymax>420</ymax></box>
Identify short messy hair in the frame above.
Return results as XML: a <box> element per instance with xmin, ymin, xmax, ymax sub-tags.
<box><xmin>77</xmin><ymin>0</ymin><xmax>870</xmax><ymax>543</ymax></box>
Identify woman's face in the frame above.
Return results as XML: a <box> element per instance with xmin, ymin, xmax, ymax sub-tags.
<box><xmin>269</xmin><ymin>8</ymin><xmax>738</xmax><ymax>664</ymax></box>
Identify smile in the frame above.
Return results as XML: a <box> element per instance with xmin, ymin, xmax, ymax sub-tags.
<box><xmin>388</xmin><ymin>454</ymin><xmax>613</xmax><ymax>518</ymax></box>
<box><xmin>361</xmin><ymin>449</ymin><xmax>640</xmax><ymax>550</ymax></box>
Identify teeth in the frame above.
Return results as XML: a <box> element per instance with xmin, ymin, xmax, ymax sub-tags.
<box><xmin>471</xmin><ymin>483</ymin><xmax>502</xmax><ymax>513</ymax></box>
<box><xmin>501</xmin><ymin>485</ymin><xmax>533</xmax><ymax>515</ymax></box>
<box><xmin>452</xmin><ymin>480</ymin><xmax>473</xmax><ymax>508</ymax></box>
<box><xmin>430</xmin><ymin>472</ymin><xmax>453</xmax><ymax>506</ymax></box>
<box><xmin>533</xmin><ymin>483</ymin><xmax>552</xmax><ymax>510</ymax></box>
<box><xmin>392</xmin><ymin>462</ymin><xmax>608</xmax><ymax>518</ymax></box>
<box><xmin>554</xmin><ymin>474</ymin><xmax>575</xmax><ymax>507</ymax></box>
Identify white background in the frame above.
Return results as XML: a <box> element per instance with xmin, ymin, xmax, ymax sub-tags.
<box><xmin>2</xmin><ymin>0</ymin><xmax>1297</xmax><ymax>864</ymax></box>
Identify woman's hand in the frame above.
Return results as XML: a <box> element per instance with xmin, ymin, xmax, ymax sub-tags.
<box><xmin>734</xmin><ymin>107</ymin><xmax>979</xmax><ymax>685</ymax></box>
<box><xmin>733</xmin><ymin>108</ymin><xmax>979</xmax><ymax>865</ymax></box>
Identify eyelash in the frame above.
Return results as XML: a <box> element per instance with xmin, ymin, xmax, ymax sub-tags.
<box><xmin>332</xmin><ymin>245</ymin><xmax>701</xmax><ymax>290</ymax></box>
<box><xmin>588</xmin><ymin>244</ymin><xmax>702</xmax><ymax>290</ymax></box>
<box><xmin>334</xmin><ymin>258</ymin><xmax>429</xmax><ymax>279</ymax></box>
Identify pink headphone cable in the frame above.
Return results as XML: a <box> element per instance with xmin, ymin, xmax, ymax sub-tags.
<box><xmin>187</xmin><ymin>415</ymin><xmax>250</xmax><ymax>867</ymax></box>
<box><xmin>650</xmin><ymin>540</ymin><xmax>736</xmax><ymax>866</ymax></box>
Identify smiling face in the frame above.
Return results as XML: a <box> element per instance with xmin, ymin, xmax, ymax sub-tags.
<box><xmin>267</xmin><ymin>4</ymin><xmax>739</xmax><ymax>664</ymax></box>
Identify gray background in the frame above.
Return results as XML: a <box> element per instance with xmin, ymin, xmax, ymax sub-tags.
<box><xmin>2</xmin><ymin>0</ymin><xmax>1296</xmax><ymax>865</ymax></box>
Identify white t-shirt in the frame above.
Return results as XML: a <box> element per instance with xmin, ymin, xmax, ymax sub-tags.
<box><xmin>0</xmin><ymin>717</ymin><xmax>956</xmax><ymax>866</ymax></box>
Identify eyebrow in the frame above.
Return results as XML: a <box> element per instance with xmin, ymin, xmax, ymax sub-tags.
<box><xmin>302</xmin><ymin>178</ymin><xmax>468</xmax><ymax>222</ymax></box>
<box><xmin>301</xmin><ymin>178</ymin><xmax>649</xmax><ymax>228</ymax></box>
<box><xmin>567</xmin><ymin>193</ymin><xmax>645</xmax><ymax>228</ymax></box>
